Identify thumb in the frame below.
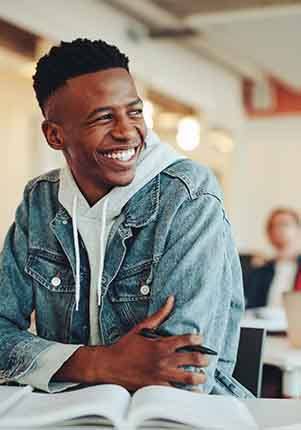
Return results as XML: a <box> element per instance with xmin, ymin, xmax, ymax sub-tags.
<box><xmin>134</xmin><ymin>296</ymin><xmax>175</xmax><ymax>332</ymax></box>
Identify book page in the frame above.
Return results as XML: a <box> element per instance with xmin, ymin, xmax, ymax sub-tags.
<box><xmin>128</xmin><ymin>385</ymin><xmax>258</xmax><ymax>429</ymax></box>
<box><xmin>0</xmin><ymin>384</ymin><xmax>130</xmax><ymax>428</ymax></box>
<box><xmin>0</xmin><ymin>385</ymin><xmax>33</xmax><ymax>416</ymax></box>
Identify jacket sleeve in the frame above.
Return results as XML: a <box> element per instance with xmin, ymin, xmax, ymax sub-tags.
<box><xmin>147</xmin><ymin>187</ymin><xmax>251</xmax><ymax>397</ymax></box>
<box><xmin>0</xmin><ymin>185</ymin><xmax>81</xmax><ymax>392</ymax></box>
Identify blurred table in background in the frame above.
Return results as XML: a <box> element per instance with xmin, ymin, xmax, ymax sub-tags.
<box><xmin>264</xmin><ymin>335</ymin><xmax>301</xmax><ymax>398</ymax></box>
<box><xmin>241</xmin><ymin>314</ymin><xmax>301</xmax><ymax>398</ymax></box>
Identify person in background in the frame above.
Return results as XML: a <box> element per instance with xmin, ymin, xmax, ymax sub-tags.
<box><xmin>246</xmin><ymin>207</ymin><xmax>301</xmax><ymax>309</ymax></box>
<box><xmin>239</xmin><ymin>252</ymin><xmax>267</xmax><ymax>298</ymax></box>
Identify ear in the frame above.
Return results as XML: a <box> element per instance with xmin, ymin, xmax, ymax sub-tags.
<box><xmin>42</xmin><ymin>120</ymin><xmax>65</xmax><ymax>151</ymax></box>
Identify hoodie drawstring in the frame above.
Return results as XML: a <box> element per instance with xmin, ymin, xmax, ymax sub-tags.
<box><xmin>72</xmin><ymin>195</ymin><xmax>108</xmax><ymax>311</ymax></box>
<box><xmin>72</xmin><ymin>195</ymin><xmax>81</xmax><ymax>311</ymax></box>
<box><xmin>97</xmin><ymin>198</ymin><xmax>108</xmax><ymax>306</ymax></box>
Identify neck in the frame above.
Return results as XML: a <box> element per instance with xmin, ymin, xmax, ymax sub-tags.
<box><xmin>69</xmin><ymin>167</ymin><xmax>112</xmax><ymax>206</ymax></box>
<box><xmin>80</xmin><ymin>186</ymin><xmax>110</xmax><ymax>207</ymax></box>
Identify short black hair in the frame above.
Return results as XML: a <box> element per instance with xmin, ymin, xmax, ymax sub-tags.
<box><xmin>33</xmin><ymin>38</ymin><xmax>129</xmax><ymax>115</ymax></box>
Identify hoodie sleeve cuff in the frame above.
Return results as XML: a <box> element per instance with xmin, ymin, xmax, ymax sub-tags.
<box><xmin>16</xmin><ymin>343</ymin><xmax>82</xmax><ymax>393</ymax></box>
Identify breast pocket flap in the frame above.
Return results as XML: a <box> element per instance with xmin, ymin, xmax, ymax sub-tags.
<box><xmin>25</xmin><ymin>253</ymin><xmax>75</xmax><ymax>293</ymax></box>
<box><xmin>108</xmin><ymin>261</ymin><xmax>153</xmax><ymax>303</ymax></box>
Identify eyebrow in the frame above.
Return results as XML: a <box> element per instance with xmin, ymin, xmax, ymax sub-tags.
<box><xmin>86</xmin><ymin>97</ymin><xmax>143</xmax><ymax>121</ymax></box>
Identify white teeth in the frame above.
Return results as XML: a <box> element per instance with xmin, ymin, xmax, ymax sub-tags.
<box><xmin>103</xmin><ymin>148</ymin><xmax>135</xmax><ymax>161</ymax></box>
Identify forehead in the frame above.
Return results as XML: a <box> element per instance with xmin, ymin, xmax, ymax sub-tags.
<box><xmin>67</xmin><ymin>68</ymin><xmax>137</xmax><ymax>106</ymax></box>
<box><xmin>47</xmin><ymin>68</ymin><xmax>138</xmax><ymax>120</ymax></box>
<box><xmin>271</xmin><ymin>212</ymin><xmax>297</xmax><ymax>225</ymax></box>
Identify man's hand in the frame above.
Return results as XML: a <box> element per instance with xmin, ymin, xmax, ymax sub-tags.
<box><xmin>54</xmin><ymin>296</ymin><xmax>208</xmax><ymax>391</ymax></box>
<box><xmin>102</xmin><ymin>296</ymin><xmax>208</xmax><ymax>391</ymax></box>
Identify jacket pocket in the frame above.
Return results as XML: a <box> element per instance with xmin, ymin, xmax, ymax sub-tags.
<box><xmin>25</xmin><ymin>252</ymin><xmax>75</xmax><ymax>293</ymax></box>
<box><xmin>25</xmin><ymin>251</ymin><xmax>77</xmax><ymax>342</ymax></box>
<box><xmin>107</xmin><ymin>261</ymin><xmax>153</xmax><ymax>329</ymax></box>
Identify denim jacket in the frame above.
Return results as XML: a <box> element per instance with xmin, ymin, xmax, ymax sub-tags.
<box><xmin>0</xmin><ymin>159</ymin><xmax>252</xmax><ymax>397</ymax></box>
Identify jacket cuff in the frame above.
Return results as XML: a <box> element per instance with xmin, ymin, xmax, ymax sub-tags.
<box><xmin>15</xmin><ymin>343</ymin><xmax>82</xmax><ymax>393</ymax></box>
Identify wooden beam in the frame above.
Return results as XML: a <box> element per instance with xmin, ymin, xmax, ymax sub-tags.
<box><xmin>148</xmin><ymin>88</ymin><xmax>197</xmax><ymax>116</ymax></box>
<box><xmin>0</xmin><ymin>17</ymin><xmax>37</xmax><ymax>60</ymax></box>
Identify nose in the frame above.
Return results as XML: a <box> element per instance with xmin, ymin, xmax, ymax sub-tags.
<box><xmin>111</xmin><ymin>116</ymin><xmax>137</xmax><ymax>142</ymax></box>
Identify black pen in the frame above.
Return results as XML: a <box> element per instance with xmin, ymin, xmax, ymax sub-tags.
<box><xmin>139</xmin><ymin>328</ymin><xmax>217</xmax><ymax>356</ymax></box>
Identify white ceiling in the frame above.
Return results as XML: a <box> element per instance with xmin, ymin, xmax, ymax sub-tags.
<box><xmin>2</xmin><ymin>0</ymin><xmax>301</xmax><ymax>89</ymax></box>
<box><xmin>151</xmin><ymin>0</ymin><xmax>301</xmax><ymax>17</ymax></box>
<box><xmin>107</xmin><ymin>0</ymin><xmax>301</xmax><ymax>90</ymax></box>
<box><xmin>185</xmin><ymin>8</ymin><xmax>301</xmax><ymax>89</ymax></box>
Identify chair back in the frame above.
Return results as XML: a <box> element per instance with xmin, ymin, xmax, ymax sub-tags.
<box><xmin>233</xmin><ymin>326</ymin><xmax>266</xmax><ymax>397</ymax></box>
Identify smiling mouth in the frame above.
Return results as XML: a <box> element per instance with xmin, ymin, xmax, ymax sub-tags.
<box><xmin>102</xmin><ymin>147</ymin><xmax>135</xmax><ymax>161</ymax></box>
<box><xmin>98</xmin><ymin>144</ymin><xmax>142</xmax><ymax>163</ymax></box>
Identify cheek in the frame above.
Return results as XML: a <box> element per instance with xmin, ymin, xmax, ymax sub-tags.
<box><xmin>270</xmin><ymin>230</ymin><xmax>283</xmax><ymax>243</ymax></box>
<box><xmin>286</xmin><ymin>227</ymin><xmax>298</xmax><ymax>238</ymax></box>
<box><xmin>137</xmin><ymin>120</ymin><xmax>147</xmax><ymax>139</ymax></box>
<box><xmin>274</xmin><ymin>228</ymin><xmax>294</xmax><ymax>243</ymax></box>
<box><xmin>65</xmin><ymin>140</ymin><xmax>95</xmax><ymax>166</ymax></box>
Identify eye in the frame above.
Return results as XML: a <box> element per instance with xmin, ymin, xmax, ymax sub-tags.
<box><xmin>128</xmin><ymin>108</ymin><xmax>143</xmax><ymax>117</ymax></box>
<box><xmin>89</xmin><ymin>113</ymin><xmax>114</xmax><ymax>124</ymax></box>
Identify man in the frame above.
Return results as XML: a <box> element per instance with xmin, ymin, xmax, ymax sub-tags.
<box><xmin>246</xmin><ymin>207</ymin><xmax>301</xmax><ymax>309</ymax></box>
<box><xmin>0</xmin><ymin>39</ymin><xmax>249</xmax><ymax>397</ymax></box>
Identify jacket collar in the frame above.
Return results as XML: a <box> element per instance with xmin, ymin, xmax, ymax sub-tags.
<box><xmin>52</xmin><ymin>173</ymin><xmax>160</xmax><ymax>229</ymax></box>
<box><xmin>123</xmin><ymin>174</ymin><xmax>160</xmax><ymax>228</ymax></box>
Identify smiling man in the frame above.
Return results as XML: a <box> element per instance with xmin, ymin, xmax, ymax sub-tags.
<box><xmin>42</xmin><ymin>67</ymin><xmax>147</xmax><ymax>204</ymax></box>
<box><xmin>0</xmin><ymin>39</ymin><xmax>249</xmax><ymax>397</ymax></box>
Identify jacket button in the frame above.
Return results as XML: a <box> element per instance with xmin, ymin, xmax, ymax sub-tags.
<box><xmin>140</xmin><ymin>284</ymin><xmax>150</xmax><ymax>296</ymax></box>
<box><xmin>51</xmin><ymin>277</ymin><xmax>61</xmax><ymax>287</ymax></box>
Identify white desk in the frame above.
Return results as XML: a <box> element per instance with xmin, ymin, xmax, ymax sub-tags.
<box><xmin>264</xmin><ymin>336</ymin><xmax>301</xmax><ymax>369</ymax></box>
<box><xmin>241</xmin><ymin>317</ymin><xmax>301</xmax><ymax>397</ymax></box>
<box><xmin>264</xmin><ymin>336</ymin><xmax>301</xmax><ymax>397</ymax></box>
<box><xmin>245</xmin><ymin>398</ymin><xmax>301</xmax><ymax>428</ymax></box>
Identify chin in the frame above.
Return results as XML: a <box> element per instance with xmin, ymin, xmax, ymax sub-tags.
<box><xmin>116</xmin><ymin>177</ymin><xmax>135</xmax><ymax>187</ymax></box>
<box><xmin>110</xmin><ymin>172</ymin><xmax>136</xmax><ymax>187</ymax></box>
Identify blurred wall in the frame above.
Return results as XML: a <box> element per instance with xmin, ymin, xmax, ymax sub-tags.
<box><xmin>228</xmin><ymin>116</ymin><xmax>301</xmax><ymax>254</ymax></box>
<box><xmin>0</xmin><ymin>70</ymin><xmax>36</xmax><ymax>241</ymax></box>
<box><xmin>0</xmin><ymin>66</ymin><xmax>63</xmax><ymax>245</ymax></box>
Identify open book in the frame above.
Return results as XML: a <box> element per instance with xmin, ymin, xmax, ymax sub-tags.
<box><xmin>0</xmin><ymin>384</ymin><xmax>258</xmax><ymax>429</ymax></box>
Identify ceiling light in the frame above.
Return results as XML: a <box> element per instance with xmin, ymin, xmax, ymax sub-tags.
<box><xmin>176</xmin><ymin>116</ymin><xmax>201</xmax><ymax>151</ymax></box>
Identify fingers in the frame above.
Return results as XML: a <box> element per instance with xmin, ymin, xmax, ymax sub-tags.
<box><xmin>134</xmin><ymin>296</ymin><xmax>174</xmax><ymax>333</ymax></box>
<box><xmin>161</xmin><ymin>368</ymin><xmax>207</xmax><ymax>386</ymax></box>
<box><xmin>165</xmin><ymin>352</ymin><xmax>209</xmax><ymax>368</ymax></box>
<box><xmin>172</xmin><ymin>369</ymin><xmax>207</xmax><ymax>386</ymax></box>
<box><xmin>164</xmin><ymin>333</ymin><xmax>203</xmax><ymax>352</ymax></box>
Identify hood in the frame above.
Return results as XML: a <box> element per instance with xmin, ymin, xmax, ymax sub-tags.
<box><xmin>59</xmin><ymin>129</ymin><xmax>185</xmax><ymax>220</ymax></box>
